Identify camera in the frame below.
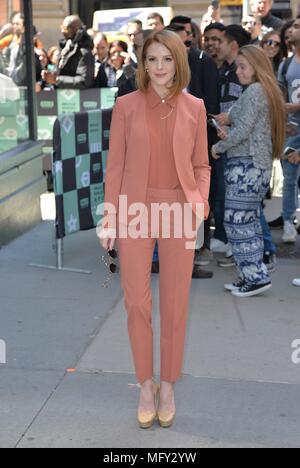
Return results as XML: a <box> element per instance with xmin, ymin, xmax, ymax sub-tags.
<box><xmin>211</xmin><ymin>0</ymin><xmax>220</xmax><ymax>9</ymax></box>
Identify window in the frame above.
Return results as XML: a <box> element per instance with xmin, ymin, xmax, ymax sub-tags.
<box><xmin>0</xmin><ymin>0</ymin><xmax>31</xmax><ymax>153</ymax></box>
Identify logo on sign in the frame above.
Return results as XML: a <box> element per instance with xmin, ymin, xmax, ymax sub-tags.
<box><xmin>80</xmin><ymin>197</ymin><xmax>90</xmax><ymax>209</ymax></box>
<box><xmin>77</xmin><ymin>133</ymin><xmax>87</xmax><ymax>144</ymax></box>
<box><xmin>40</xmin><ymin>101</ymin><xmax>55</xmax><ymax>109</ymax></box>
<box><xmin>83</xmin><ymin>101</ymin><xmax>98</xmax><ymax>109</ymax></box>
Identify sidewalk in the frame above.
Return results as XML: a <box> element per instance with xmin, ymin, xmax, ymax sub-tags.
<box><xmin>0</xmin><ymin>197</ymin><xmax>300</xmax><ymax>448</ymax></box>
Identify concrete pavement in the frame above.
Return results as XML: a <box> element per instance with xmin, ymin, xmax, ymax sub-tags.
<box><xmin>0</xmin><ymin>197</ymin><xmax>300</xmax><ymax>448</ymax></box>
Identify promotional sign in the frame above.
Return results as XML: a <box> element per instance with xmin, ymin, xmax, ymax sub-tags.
<box><xmin>220</xmin><ymin>0</ymin><xmax>243</xmax><ymax>5</ymax></box>
<box><xmin>0</xmin><ymin>86</ymin><xmax>28</xmax><ymax>153</ymax></box>
<box><xmin>93</xmin><ymin>7</ymin><xmax>173</xmax><ymax>39</ymax></box>
<box><xmin>37</xmin><ymin>87</ymin><xmax>117</xmax><ymax>157</ymax></box>
<box><xmin>53</xmin><ymin>108</ymin><xmax>112</xmax><ymax>239</ymax></box>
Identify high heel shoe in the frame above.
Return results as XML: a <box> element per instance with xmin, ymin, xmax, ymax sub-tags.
<box><xmin>157</xmin><ymin>409</ymin><xmax>176</xmax><ymax>428</ymax></box>
<box><xmin>157</xmin><ymin>388</ymin><xmax>176</xmax><ymax>428</ymax></box>
<box><xmin>137</xmin><ymin>383</ymin><xmax>159</xmax><ymax>429</ymax></box>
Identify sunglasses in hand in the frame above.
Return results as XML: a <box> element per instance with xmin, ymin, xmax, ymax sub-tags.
<box><xmin>101</xmin><ymin>249</ymin><xmax>119</xmax><ymax>288</ymax></box>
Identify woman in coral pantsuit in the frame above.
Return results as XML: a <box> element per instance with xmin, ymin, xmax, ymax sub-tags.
<box><xmin>99</xmin><ymin>31</ymin><xmax>211</xmax><ymax>429</ymax></box>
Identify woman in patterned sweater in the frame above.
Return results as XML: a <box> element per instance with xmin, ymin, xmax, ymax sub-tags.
<box><xmin>212</xmin><ymin>45</ymin><xmax>285</xmax><ymax>297</ymax></box>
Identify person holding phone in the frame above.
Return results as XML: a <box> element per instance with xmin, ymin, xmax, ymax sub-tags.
<box><xmin>211</xmin><ymin>45</ymin><xmax>285</xmax><ymax>297</ymax></box>
<box><xmin>290</xmin><ymin>144</ymin><xmax>300</xmax><ymax>289</ymax></box>
<box><xmin>201</xmin><ymin>1</ymin><xmax>223</xmax><ymax>35</ymax></box>
<box><xmin>94</xmin><ymin>40</ymin><xmax>133</xmax><ymax>88</ymax></box>
<box><xmin>278</xmin><ymin>16</ymin><xmax>300</xmax><ymax>244</ymax></box>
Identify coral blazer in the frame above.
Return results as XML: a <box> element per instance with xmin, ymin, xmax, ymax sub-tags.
<box><xmin>102</xmin><ymin>89</ymin><xmax>211</xmax><ymax>227</ymax></box>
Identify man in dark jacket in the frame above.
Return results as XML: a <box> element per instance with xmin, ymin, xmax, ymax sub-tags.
<box><xmin>8</xmin><ymin>14</ymin><xmax>42</xmax><ymax>86</ymax></box>
<box><xmin>211</xmin><ymin>25</ymin><xmax>251</xmax><ymax>265</ymax></box>
<box><xmin>170</xmin><ymin>16</ymin><xmax>220</xmax><ymax>118</ymax></box>
<box><xmin>169</xmin><ymin>16</ymin><xmax>220</xmax><ymax>278</ymax></box>
<box><xmin>42</xmin><ymin>15</ymin><xmax>94</xmax><ymax>89</ymax></box>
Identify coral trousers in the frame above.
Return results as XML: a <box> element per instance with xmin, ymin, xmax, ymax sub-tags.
<box><xmin>116</xmin><ymin>188</ymin><xmax>198</xmax><ymax>384</ymax></box>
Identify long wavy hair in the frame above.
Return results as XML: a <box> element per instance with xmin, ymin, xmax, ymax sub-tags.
<box><xmin>260</xmin><ymin>30</ymin><xmax>284</xmax><ymax>73</ymax></box>
<box><xmin>238</xmin><ymin>45</ymin><xmax>286</xmax><ymax>160</ymax></box>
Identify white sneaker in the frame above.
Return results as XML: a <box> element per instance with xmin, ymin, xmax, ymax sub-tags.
<box><xmin>224</xmin><ymin>278</ymin><xmax>245</xmax><ymax>291</ymax></box>
<box><xmin>210</xmin><ymin>238</ymin><xmax>228</xmax><ymax>253</ymax></box>
<box><xmin>293</xmin><ymin>279</ymin><xmax>300</xmax><ymax>287</ymax></box>
<box><xmin>282</xmin><ymin>221</ymin><xmax>297</xmax><ymax>244</ymax></box>
<box><xmin>226</xmin><ymin>246</ymin><xmax>233</xmax><ymax>258</ymax></box>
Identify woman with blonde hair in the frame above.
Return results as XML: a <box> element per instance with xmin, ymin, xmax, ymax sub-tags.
<box><xmin>212</xmin><ymin>45</ymin><xmax>285</xmax><ymax>298</ymax></box>
<box><xmin>98</xmin><ymin>31</ymin><xmax>210</xmax><ymax>427</ymax></box>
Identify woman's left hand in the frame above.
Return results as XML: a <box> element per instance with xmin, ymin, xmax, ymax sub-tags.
<box><xmin>211</xmin><ymin>146</ymin><xmax>221</xmax><ymax>160</ymax></box>
<box><xmin>217</xmin><ymin>126</ymin><xmax>228</xmax><ymax>141</ymax></box>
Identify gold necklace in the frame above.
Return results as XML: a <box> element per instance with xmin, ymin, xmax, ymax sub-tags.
<box><xmin>160</xmin><ymin>100</ymin><xmax>174</xmax><ymax>120</ymax></box>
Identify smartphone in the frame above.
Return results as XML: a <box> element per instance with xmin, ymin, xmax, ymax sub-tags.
<box><xmin>208</xmin><ymin>117</ymin><xmax>222</xmax><ymax>132</ymax></box>
<box><xmin>286</xmin><ymin>121</ymin><xmax>300</xmax><ymax>133</ymax></box>
<box><xmin>283</xmin><ymin>147</ymin><xmax>297</xmax><ymax>159</ymax></box>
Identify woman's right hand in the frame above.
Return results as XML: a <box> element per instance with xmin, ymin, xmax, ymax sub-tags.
<box><xmin>98</xmin><ymin>228</ymin><xmax>116</xmax><ymax>252</ymax></box>
<box><xmin>217</xmin><ymin>126</ymin><xmax>228</xmax><ymax>141</ymax></box>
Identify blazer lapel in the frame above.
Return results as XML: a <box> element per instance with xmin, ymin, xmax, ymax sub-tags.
<box><xmin>134</xmin><ymin>91</ymin><xmax>151</xmax><ymax>181</ymax></box>
<box><xmin>173</xmin><ymin>94</ymin><xmax>193</xmax><ymax>174</ymax></box>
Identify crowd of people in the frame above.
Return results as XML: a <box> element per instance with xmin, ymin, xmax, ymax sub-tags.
<box><xmin>0</xmin><ymin>0</ymin><xmax>299</xmax><ymax>293</ymax></box>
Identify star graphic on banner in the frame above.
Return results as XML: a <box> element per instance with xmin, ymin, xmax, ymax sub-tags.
<box><xmin>67</xmin><ymin>214</ymin><xmax>78</xmax><ymax>233</ymax></box>
<box><xmin>60</xmin><ymin>90</ymin><xmax>76</xmax><ymax>101</ymax></box>
<box><xmin>16</xmin><ymin>115</ymin><xmax>28</xmax><ymax>127</ymax></box>
<box><xmin>81</xmin><ymin>171</ymin><xmax>90</xmax><ymax>187</ymax></box>
<box><xmin>54</xmin><ymin>161</ymin><xmax>63</xmax><ymax>174</ymax></box>
<box><xmin>76</xmin><ymin>156</ymin><xmax>82</xmax><ymax>169</ymax></box>
<box><xmin>62</xmin><ymin>115</ymin><xmax>73</xmax><ymax>134</ymax></box>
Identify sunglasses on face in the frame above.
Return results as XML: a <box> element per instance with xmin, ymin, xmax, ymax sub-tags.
<box><xmin>101</xmin><ymin>249</ymin><xmax>119</xmax><ymax>288</ymax></box>
<box><xmin>242</xmin><ymin>21</ymin><xmax>256</xmax><ymax>26</ymax></box>
<box><xmin>264</xmin><ymin>39</ymin><xmax>280</xmax><ymax>47</ymax></box>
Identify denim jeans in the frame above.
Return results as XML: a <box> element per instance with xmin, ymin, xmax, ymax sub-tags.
<box><xmin>153</xmin><ymin>241</ymin><xmax>159</xmax><ymax>262</ymax></box>
<box><xmin>210</xmin><ymin>154</ymin><xmax>227</xmax><ymax>243</ymax></box>
<box><xmin>260</xmin><ymin>209</ymin><xmax>276</xmax><ymax>255</ymax></box>
<box><xmin>282</xmin><ymin>133</ymin><xmax>300</xmax><ymax>223</ymax></box>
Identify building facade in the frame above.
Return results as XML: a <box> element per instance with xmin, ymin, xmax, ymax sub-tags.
<box><xmin>0</xmin><ymin>0</ymin><xmax>298</xmax><ymax>244</ymax></box>
<box><xmin>0</xmin><ymin>0</ymin><xmax>46</xmax><ymax>245</ymax></box>
<box><xmin>0</xmin><ymin>0</ymin><xmax>290</xmax><ymax>49</ymax></box>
